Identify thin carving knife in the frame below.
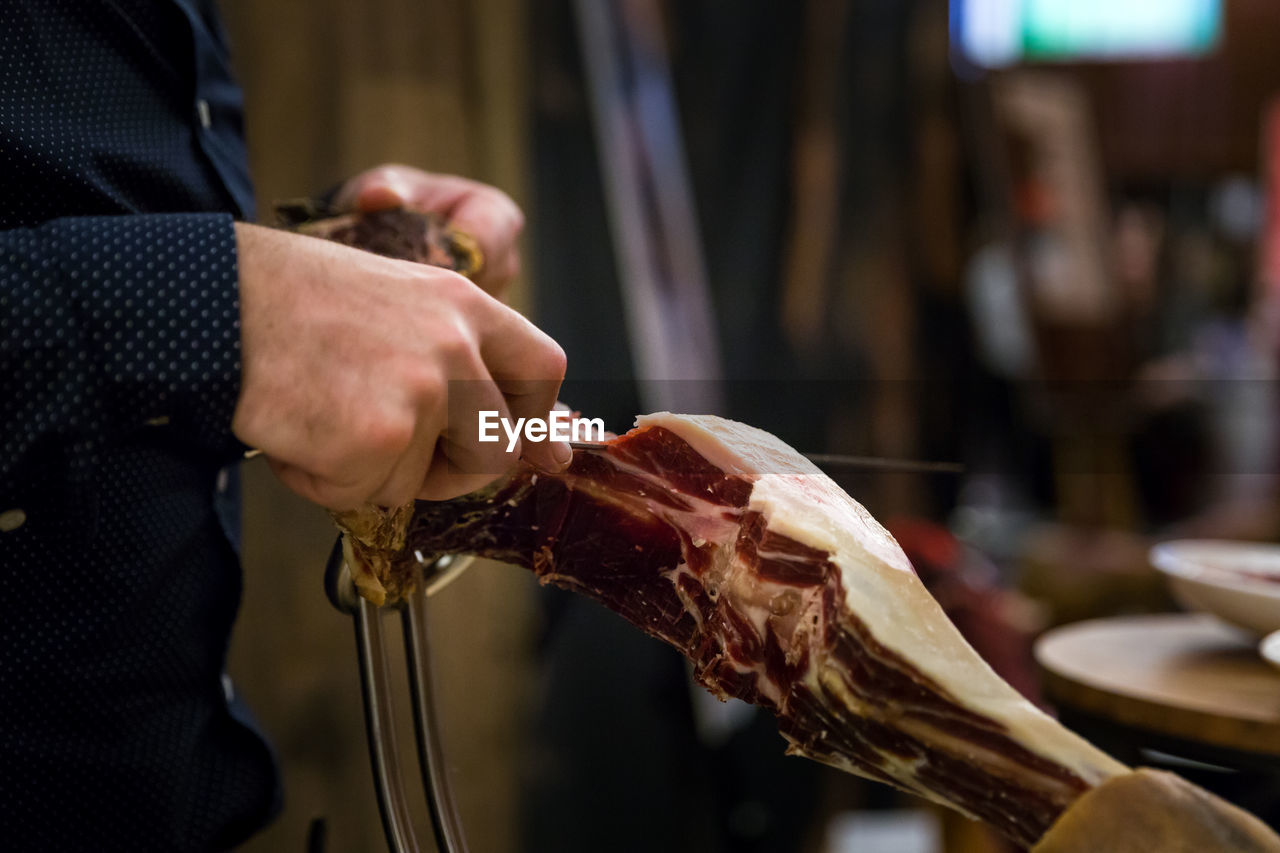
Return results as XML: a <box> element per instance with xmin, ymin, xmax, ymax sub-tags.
<box><xmin>566</xmin><ymin>441</ymin><xmax>963</xmax><ymax>475</ymax></box>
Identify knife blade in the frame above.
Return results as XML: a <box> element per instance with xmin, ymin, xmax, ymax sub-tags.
<box><xmin>566</xmin><ymin>442</ymin><xmax>963</xmax><ymax>475</ymax></box>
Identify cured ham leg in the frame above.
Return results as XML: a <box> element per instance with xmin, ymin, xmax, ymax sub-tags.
<box><xmin>338</xmin><ymin>413</ymin><xmax>1127</xmax><ymax>847</ymax></box>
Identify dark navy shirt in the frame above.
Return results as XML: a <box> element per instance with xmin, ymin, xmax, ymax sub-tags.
<box><xmin>0</xmin><ymin>1</ymin><xmax>279</xmax><ymax>848</ymax></box>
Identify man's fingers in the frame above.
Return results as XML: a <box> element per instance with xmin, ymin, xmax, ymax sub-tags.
<box><xmin>518</xmin><ymin>428</ymin><xmax>572</xmax><ymax>473</ymax></box>
<box><xmin>366</xmin><ymin>407</ymin><xmax>446</xmax><ymax>508</ymax></box>
<box><xmin>448</xmin><ymin>190</ymin><xmax>523</xmax><ymax>295</ymax></box>
<box><xmin>268</xmin><ymin>458</ymin><xmax>369</xmax><ymax>513</ymax></box>
<box><xmin>416</xmin><ymin>364</ymin><xmax>519</xmax><ymax>501</ymax></box>
<box><xmin>336</xmin><ymin>165</ymin><xmax>486</xmax><ymax>217</ymax></box>
<box><xmin>469</xmin><ymin>298</ymin><xmax>569</xmax><ymax>472</ymax></box>
<box><xmin>448</xmin><ymin>189</ymin><xmax>524</xmax><ymax>255</ymax></box>
<box><xmin>498</xmin><ymin>379</ymin><xmax>569</xmax><ymax>473</ymax></box>
<box><xmin>354</xmin><ymin>181</ymin><xmax>411</xmax><ymax>212</ymax></box>
<box><xmin>416</xmin><ymin>445</ymin><xmax>508</xmax><ymax>502</ymax></box>
<box><xmin>332</xmin><ymin>164</ymin><xmax>416</xmax><ymax>212</ymax></box>
<box><xmin>336</xmin><ymin>165</ymin><xmax>523</xmax><ymax>296</ymax></box>
<box><xmin>435</xmin><ymin>366</ymin><xmax>520</xmax><ymax>487</ymax></box>
<box><xmin>474</xmin><ymin>298</ymin><xmax>568</xmax><ymax>387</ymax></box>
<box><xmin>342</xmin><ymin>166</ymin><xmax>523</xmax><ymax>250</ymax></box>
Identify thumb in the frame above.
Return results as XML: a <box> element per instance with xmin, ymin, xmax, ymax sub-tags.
<box><xmin>354</xmin><ymin>176</ymin><xmax>413</xmax><ymax>212</ymax></box>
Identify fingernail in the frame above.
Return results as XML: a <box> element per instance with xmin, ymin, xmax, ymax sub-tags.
<box><xmin>386</xmin><ymin>174</ymin><xmax>415</xmax><ymax>200</ymax></box>
<box><xmin>358</xmin><ymin>178</ymin><xmax>412</xmax><ymax>211</ymax></box>
<box><xmin>551</xmin><ymin>440</ymin><xmax>572</xmax><ymax>470</ymax></box>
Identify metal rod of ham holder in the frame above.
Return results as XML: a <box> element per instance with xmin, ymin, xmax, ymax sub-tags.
<box><xmin>324</xmin><ymin>540</ymin><xmax>471</xmax><ymax>853</ymax></box>
<box><xmin>402</xmin><ymin>573</ymin><xmax>470</xmax><ymax>852</ymax></box>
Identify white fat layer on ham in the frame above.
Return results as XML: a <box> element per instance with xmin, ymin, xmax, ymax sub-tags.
<box><xmin>637</xmin><ymin>412</ymin><xmax>1127</xmax><ymax>787</ymax></box>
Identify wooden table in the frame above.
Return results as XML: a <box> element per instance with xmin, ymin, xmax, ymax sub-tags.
<box><xmin>1035</xmin><ymin>613</ymin><xmax>1280</xmax><ymax>765</ymax></box>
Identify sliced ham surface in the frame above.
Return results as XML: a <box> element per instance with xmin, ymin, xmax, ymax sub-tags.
<box><xmin>339</xmin><ymin>413</ymin><xmax>1127</xmax><ymax>848</ymax></box>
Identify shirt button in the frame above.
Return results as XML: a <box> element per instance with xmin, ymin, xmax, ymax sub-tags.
<box><xmin>216</xmin><ymin>468</ymin><xmax>229</xmax><ymax>493</ymax></box>
<box><xmin>196</xmin><ymin>98</ymin><xmax>212</xmax><ymax>129</ymax></box>
<box><xmin>0</xmin><ymin>508</ymin><xmax>27</xmax><ymax>532</ymax></box>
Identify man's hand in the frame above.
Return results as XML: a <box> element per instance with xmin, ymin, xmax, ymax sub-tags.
<box><xmin>332</xmin><ymin>164</ymin><xmax>524</xmax><ymax>299</ymax></box>
<box><xmin>230</xmin><ymin>222</ymin><xmax>568</xmax><ymax>511</ymax></box>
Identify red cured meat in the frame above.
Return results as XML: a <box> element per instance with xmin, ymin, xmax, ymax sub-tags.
<box><xmin>339</xmin><ymin>414</ymin><xmax>1127</xmax><ymax>848</ymax></box>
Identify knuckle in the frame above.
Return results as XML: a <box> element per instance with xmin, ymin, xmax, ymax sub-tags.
<box><xmin>404</xmin><ymin>363</ymin><xmax>446</xmax><ymax>404</ymax></box>
<box><xmin>539</xmin><ymin>338</ymin><xmax>568</xmax><ymax>379</ymax></box>
<box><xmin>433</xmin><ymin>321</ymin><xmax>478</xmax><ymax>365</ymax></box>
<box><xmin>430</xmin><ymin>266</ymin><xmax>481</xmax><ymax>307</ymax></box>
<box><xmin>489</xmin><ymin>189</ymin><xmax>523</xmax><ymax>222</ymax></box>
<box><xmin>372</xmin><ymin>163</ymin><xmax>410</xmax><ymax>182</ymax></box>
<box><xmin>359</xmin><ymin>407</ymin><xmax>415</xmax><ymax>458</ymax></box>
<box><xmin>469</xmin><ymin>189</ymin><xmax>523</xmax><ymax>238</ymax></box>
<box><xmin>507</xmin><ymin>202</ymin><xmax>526</xmax><ymax>235</ymax></box>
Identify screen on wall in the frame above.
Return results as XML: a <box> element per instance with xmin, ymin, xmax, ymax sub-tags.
<box><xmin>952</xmin><ymin>0</ymin><xmax>1222</xmax><ymax>68</ymax></box>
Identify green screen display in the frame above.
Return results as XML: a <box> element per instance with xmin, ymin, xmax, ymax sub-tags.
<box><xmin>956</xmin><ymin>0</ymin><xmax>1222</xmax><ymax>68</ymax></box>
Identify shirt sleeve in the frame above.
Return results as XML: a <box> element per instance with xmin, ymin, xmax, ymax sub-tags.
<box><xmin>0</xmin><ymin>212</ymin><xmax>246</xmax><ymax>484</ymax></box>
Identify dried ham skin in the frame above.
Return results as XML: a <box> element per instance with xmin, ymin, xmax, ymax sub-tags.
<box><xmin>341</xmin><ymin>413</ymin><xmax>1126</xmax><ymax>848</ymax></box>
<box><xmin>279</xmin><ymin>203</ymin><xmax>483</xmax><ymax>277</ymax></box>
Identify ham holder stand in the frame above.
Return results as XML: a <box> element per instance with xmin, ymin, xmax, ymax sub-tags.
<box><xmin>324</xmin><ymin>541</ymin><xmax>474</xmax><ymax>853</ymax></box>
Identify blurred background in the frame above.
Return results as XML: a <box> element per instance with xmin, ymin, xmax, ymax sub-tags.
<box><xmin>219</xmin><ymin>0</ymin><xmax>1280</xmax><ymax>850</ymax></box>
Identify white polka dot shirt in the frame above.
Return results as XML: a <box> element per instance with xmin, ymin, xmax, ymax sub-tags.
<box><xmin>0</xmin><ymin>1</ymin><xmax>279</xmax><ymax>848</ymax></box>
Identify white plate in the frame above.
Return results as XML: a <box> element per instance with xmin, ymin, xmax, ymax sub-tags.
<box><xmin>1149</xmin><ymin>539</ymin><xmax>1280</xmax><ymax>636</ymax></box>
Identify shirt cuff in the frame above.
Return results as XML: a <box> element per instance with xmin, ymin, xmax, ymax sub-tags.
<box><xmin>61</xmin><ymin>213</ymin><xmax>246</xmax><ymax>459</ymax></box>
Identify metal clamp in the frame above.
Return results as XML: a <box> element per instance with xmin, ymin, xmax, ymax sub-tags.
<box><xmin>325</xmin><ymin>539</ymin><xmax>473</xmax><ymax>853</ymax></box>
